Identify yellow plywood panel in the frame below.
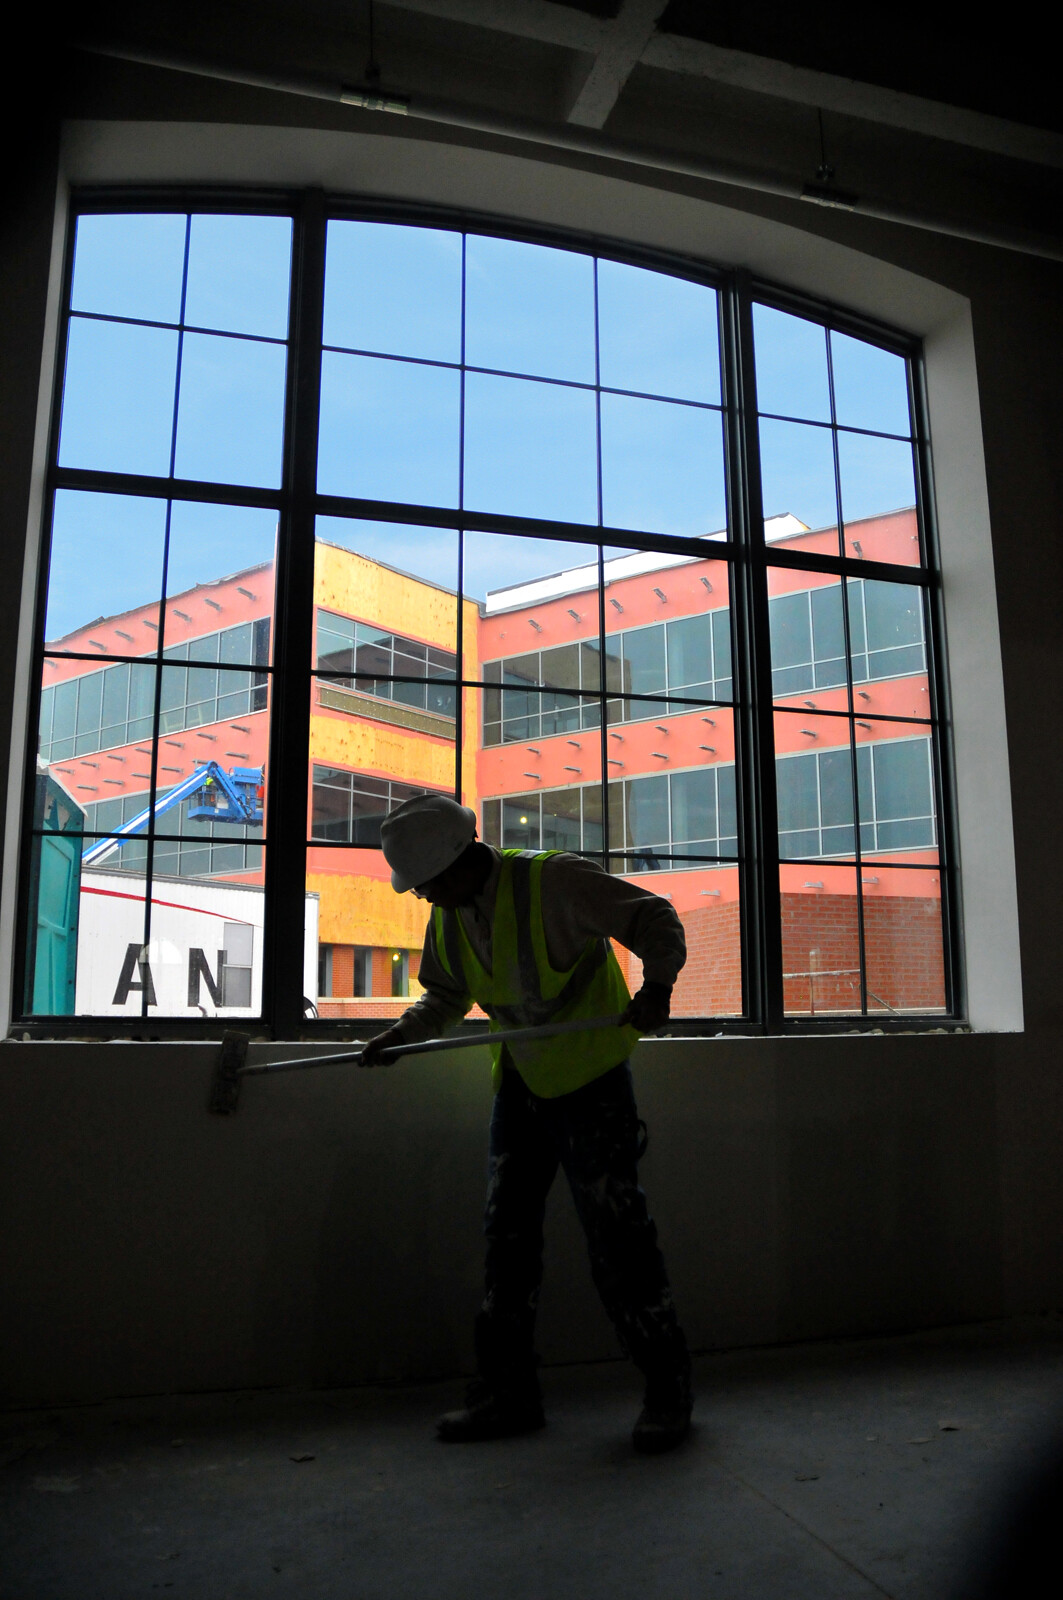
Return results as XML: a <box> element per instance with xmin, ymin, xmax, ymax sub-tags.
<box><xmin>461</xmin><ymin>683</ymin><xmax>480</xmax><ymax>813</ymax></box>
<box><xmin>310</xmin><ymin>713</ymin><xmax>455</xmax><ymax>790</ymax></box>
<box><xmin>315</xmin><ymin>542</ymin><xmax>472</xmax><ymax>650</ymax></box>
<box><xmin>310</xmin><ymin>870</ymin><xmax>431</xmax><ymax>950</ymax></box>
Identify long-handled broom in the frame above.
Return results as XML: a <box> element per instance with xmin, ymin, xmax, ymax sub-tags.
<box><xmin>209</xmin><ymin>1013</ymin><xmax>628</xmax><ymax>1114</ymax></box>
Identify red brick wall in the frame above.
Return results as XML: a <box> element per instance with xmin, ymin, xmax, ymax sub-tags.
<box><xmin>663</xmin><ymin>893</ymin><xmax>944</xmax><ymax>1018</ymax></box>
<box><xmin>672</xmin><ymin>901</ymin><xmax>744</xmax><ymax>1016</ymax></box>
<box><xmin>330</xmin><ymin>945</ymin><xmax>355</xmax><ymax>998</ymax></box>
<box><xmin>320</xmin><ymin>894</ymin><xmax>944</xmax><ymax>1022</ymax></box>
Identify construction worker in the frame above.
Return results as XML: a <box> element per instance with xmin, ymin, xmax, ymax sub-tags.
<box><xmin>360</xmin><ymin>793</ymin><xmax>693</xmax><ymax>1454</ymax></box>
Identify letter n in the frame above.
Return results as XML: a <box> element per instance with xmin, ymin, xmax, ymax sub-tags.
<box><xmin>188</xmin><ymin>948</ymin><xmax>224</xmax><ymax>1007</ymax></box>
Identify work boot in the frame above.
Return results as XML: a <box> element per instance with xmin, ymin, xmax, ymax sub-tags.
<box><xmin>436</xmin><ymin>1374</ymin><xmax>545</xmax><ymax>1442</ymax></box>
<box><xmin>632</xmin><ymin>1365</ymin><xmax>693</xmax><ymax>1454</ymax></box>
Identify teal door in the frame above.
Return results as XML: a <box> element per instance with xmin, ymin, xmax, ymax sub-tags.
<box><xmin>26</xmin><ymin>774</ymin><xmax>84</xmax><ymax>1015</ymax></box>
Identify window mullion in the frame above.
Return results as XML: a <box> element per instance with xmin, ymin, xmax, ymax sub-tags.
<box><xmin>911</xmin><ymin>354</ymin><xmax>964</xmax><ymax>1020</ymax></box>
<box><xmin>264</xmin><ymin>190</ymin><xmax>326</xmax><ymax>1036</ymax></box>
<box><xmin>727</xmin><ymin>270</ymin><xmax>784</xmax><ymax>1030</ymax></box>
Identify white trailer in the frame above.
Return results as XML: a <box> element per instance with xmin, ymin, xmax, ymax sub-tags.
<box><xmin>75</xmin><ymin>868</ymin><xmax>319</xmax><ymax>1019</ymax></box>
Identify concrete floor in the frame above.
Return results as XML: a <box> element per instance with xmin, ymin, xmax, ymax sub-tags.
<box><xmin>2</xmin><ymin>1317</ymin><xmax>1062</xmax><ymax>1600</ymax></box>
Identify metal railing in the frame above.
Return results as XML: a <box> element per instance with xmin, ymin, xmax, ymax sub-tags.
<box><xmin>782</xmin><ymin>966</ymin><xmax>899</xmax><ymax>1016</ymax></box>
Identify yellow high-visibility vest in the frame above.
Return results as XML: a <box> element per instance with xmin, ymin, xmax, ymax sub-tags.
<box><xmin>432</xmin><ymin>849</ymin><xmax>640</xmax><ymax>1098</ymax></box>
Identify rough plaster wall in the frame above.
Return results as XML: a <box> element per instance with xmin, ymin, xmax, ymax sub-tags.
<box><xmin>0</xmin><ymin>1031</ymin><xmax>1040</xmax><ymax>1408</ymax></box>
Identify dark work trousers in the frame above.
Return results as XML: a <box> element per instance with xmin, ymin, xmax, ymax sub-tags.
<box><xmin>478</xmin><ymin>1058</ymin><xmax>690</xmax><ymax>1392</ymax></box>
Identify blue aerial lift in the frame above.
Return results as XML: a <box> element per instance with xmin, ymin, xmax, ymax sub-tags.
<box><xmin>81</xmin><ymin>763</ymin><xmax>264</xmax><ymax>868</ymax></box>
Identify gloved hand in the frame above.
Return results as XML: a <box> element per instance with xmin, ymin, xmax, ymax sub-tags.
<box><xmin>622</xmin><ymin>981</ymin><xmax>673</xmax><ymax>1033</ymax></box>
<box><xmin>358</xmin><ymin>1025</ymin><xmax>407</xmax><ymax>1068</ymax></box>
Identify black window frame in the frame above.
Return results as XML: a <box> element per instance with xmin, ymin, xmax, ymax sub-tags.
<box><xmin>13</xmin><ymin>187</ymin><xmax>963</xmax><ymax>1037</ymax></box>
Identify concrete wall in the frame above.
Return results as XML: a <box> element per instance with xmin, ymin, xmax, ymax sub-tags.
<box><xmin>1</xmin><ymin>47</ymin><xmax>1062</xmax><ymax>1406</ymax></box>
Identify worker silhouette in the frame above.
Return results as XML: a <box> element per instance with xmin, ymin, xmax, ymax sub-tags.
<box><xmin>361</xmin><ymin>793</ymin><xmax>692</xmax><ymax>1452</ymax></box>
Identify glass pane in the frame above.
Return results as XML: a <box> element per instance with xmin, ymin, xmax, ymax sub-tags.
<box><xmin>318</xmin><ymin>352</ymin><xmax>461</xmax><ymax>507</ymax></box>
<box><xmin>479</xmin><ymin>697</ymin><xmax>601</xmax><ymax>850</ymax></box>
<box><xmin>468</xmin><ymin>530</ymin><xmax>602</xmax><ymax>709</ymax></box>
<box><xmin>323</xmin><ymin>221</ymin><xmax>462</xmax><ymax>364</ymax></box>
<box><xmin>305</xmin><ymin>846</ymin><xmax>433</xmax><ymax>1023</ymax></box>
<box><xmin>173</xmin><ymin>332</ymin><xmax>287</xmax><ymax>488</ymax></box>
<box><xmin>138</xmin><ymin>860</ymin><xmax>265</xmax><ymax>1016</ymax></box>
<box><xmin>768</xmin><ymin>572</ymin><xmax>848</xmax><ymax>705</ymax></box>
<box><xmin>479</xmin><ymin>679</ymin><xmax>599</xmax><ymax>757</ymax></box>
<box><xmin>606</xmin><ymin>700</ymin><xmax>737</xmax><ymax>861</ymax></box>
<box><xmin>463</xmin><ymin>372</ymin><xmax>597</xmax><ymax>524</ymax></box>
<box><xmin>758</xmin><ymin>418</ymin><xmax>838</xmax><ymax>546</ymax></box>
<box><xmin>70</xmin><ymin>213</ymin><xmax>186</xmax><ymax>325</ymax></box>
<box><xmin>465</xmin><ymin>234</ymin><xmax>595</xmax><ymax>383</ymax></box>
<box><xmin>622</xmin><ymin>772</ymin><xmax>669</xmax><ymax>855</ymax></box>
<box><xmin>165</xmin><ymin>502</ymin><xmax>277</xmax><ymax>664</ymax></box>
<box><xmin>775</xmin><ymin>710</ymin><xmax>856</xmax><ymax>859</ymax></box>
<box><xmin>855</xmin><ymin>724</ymin><xmax>937</xmax><ymax>856</ymax></box>
<box><xmin>842</xmin><ymin>505</ymin><xmax>921</xmax><ymax>568</ymax></box>
<box><xmin>597</xmin><ymin>260</ymin><xmax>720</xmax><ymax>404</ymax></box>
<box><xmin>45</xmin><ymin>491</ymin><xmax>167</xmax><ymax>650</ymax></box>
<box><xmin>315</xmin><ymin>667</ymin><xmax>458</xmax><ymax>729</ymax></box>
<box><xmin>668</xmin><ymin>864</ymin><xmax>742</xmax><ymax>1017</ymax></box>
<box><xmin>155</xmin><ymin>666</ymin><xmax>270</xmax><ymax>798</ymax></box>
<box><xmin>314</xmin><ymin>518</ymin><xmax>459</xmax><ymax>672</ymax></box>
<box><xmin>58</xmin><ymin>318</ymin><xmax>178</xmax><ymax>476</ymax></box>
<box><xmin>619</xmin><ymin>627</ymin><xmax>666</xmax><ymax>696</ymax></box>
<box><xmin>600</xmin><ymin>394</ymin><xmax>726</xmax><ymax>538</ymax></box>
<box><xmin>603</xmin><ymin>554</ymin><xmax>732</xmax><ymax>709</ymax></box>
<box><xmin>150</xmin><ymin>737</ymin><xmax>268</xmax><ymax>879</ymax></box>
<box><xmin>24</xmin><ymin>834</ymin><xmax>149</xmax><ymax>1017</ymax></box>
<box><xmin>830</xmin><ymin>332</ymin><xmax>911</xmax><ymax>438</ymax></box>
<box><xmin>604</xmin><ymin>856</ymin><xmax>742</xmax><ymax>1015</ymax></box>
<box><xmin>465</xmin><ymin>528</ymin><xmax>601</xmax><ymax>616</ymax></box>
<box><xmin>862</xmin><ymin>865</ymin><xmax>946</xmax><ymax>1014</ymax></box>
<box><xmin>38</xmin><ymin>659</ymin><xmax>158</xmax><ymax>774</ymax></box>
<box><xmin>837</xmin><ymin>431</ymin><xmax>917</xmax><ymax>529</ymax></box>
<box><xmin>752</xmin><ymin>304</ymin><xmax>831</xmax><ymax>423</ymax></box>
<box><xmin>307</xmin><ymin>666</ymin><xmax>457</xmax><ymax>841</ymax></box>
<box><xmin>849</xmin><ymin>577</ymin><xmax>928</xmax><ymax>695</ymax></box>
<box><xmin>781</xmin><ymin>863</ymin><xmax>861</xmax><ymax>1016</ymax></box>
<box><xmin>31</xmin><ymin>761</ymin><xmax>88</xmax><ymax>834</ymax></box>
<box><xmin>183</xmin><ymin>214</ymin><xmax>292</xmax><ymax>339</ymax></box>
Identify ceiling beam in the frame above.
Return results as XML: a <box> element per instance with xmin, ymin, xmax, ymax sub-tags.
<box><xmin>380</xmin><ymin>0</ymin><xmax>604</xmax><ymax>51</ymax></box>
<box><xmin>383</xmin><ymin>0</ymin><xmax>1063</xmax><ymax>166</ymax></box>
<box><xmin>565</xmin><ymin>0</ymin><xmax>669</xmax><ymax>129</ymax></box>
<box><xmin>74</xmin><ymin>36</ymin><xmax>1063</xmax><ymax>261</ymax></box>
<box><xmin>638</xmin><ymin>31</ymin><xmax>1063</xmax><ymax>170</ymax></box>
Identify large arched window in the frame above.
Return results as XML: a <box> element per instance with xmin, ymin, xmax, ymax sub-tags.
<box><xmin>17</xmin><ymin>195</ymin><xmax>957</xmax><ymax>1033</ymax></box>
